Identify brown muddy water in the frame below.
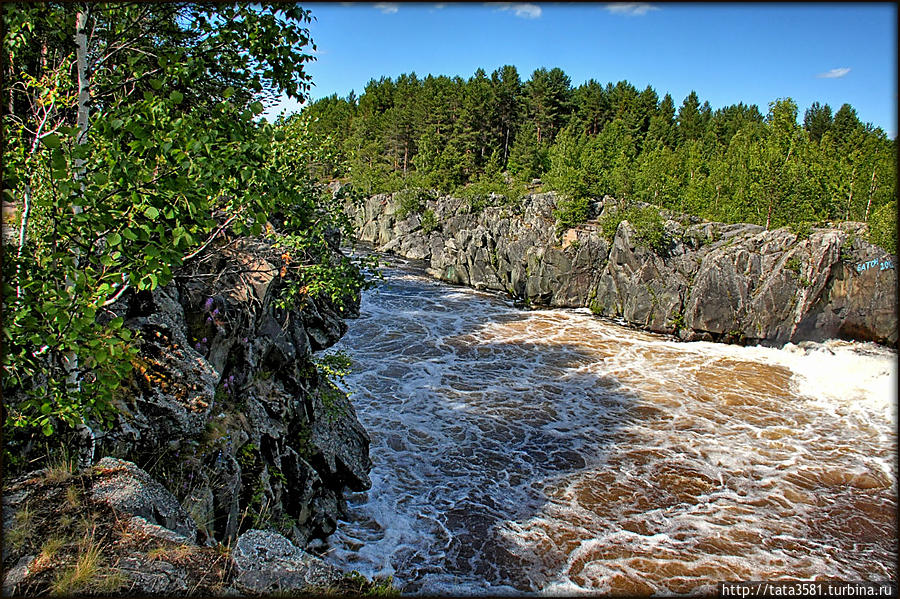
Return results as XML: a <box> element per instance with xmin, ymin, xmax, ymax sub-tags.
<box><xmin>321</xmin><ymin>256</ymin><xmax>897</xmax><ymax>595</ymax></box>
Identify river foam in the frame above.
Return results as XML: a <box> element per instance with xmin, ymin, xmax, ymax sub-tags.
<box><xmin>322</xmin><ymin>256</ymin><xmax>897</xmax><ymax>595</ymax></box>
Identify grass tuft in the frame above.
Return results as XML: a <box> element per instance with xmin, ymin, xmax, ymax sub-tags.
<box><xmin>45</xmin><ymin>451</ymin><xmax>77</xmax><ymax>484</ymax></box>
<box><xmin>51</xmin><ymin>535</ymin><xmax>102</xmax><ymax>595</ymax></box>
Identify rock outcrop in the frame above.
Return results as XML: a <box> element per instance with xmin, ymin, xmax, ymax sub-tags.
<box><xmin>352</xmin><ymin>191</ymin><xmax>897</xmax><ymax>347</ymax></box>
<box><xmin>93</xmin><ymin>235</ymin><xmax>372</xmax><ymax>549</ymax></box>
<box><xmin>3</xmin><ymin>233</ymin><xmax>371</xmax><ymax>554</ymax></box>
<box><xmin>2</xmin><ymin>231</ymin><xmax>378</xmax><ymax>594</ymax></box>
<box><xmin>1</xmin><ymin>460</ymin><xmax>362</xmax><ymax>596</ymax></box>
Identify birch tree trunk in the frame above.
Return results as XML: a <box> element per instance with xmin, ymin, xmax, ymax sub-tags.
<box><xmin>68</xmin><ymin>5</ymin><xmax>95</xmax><ymax>467</ymax></box>
<box><xmin>864</xmin><ymin>164</ymin><xmax>877</xmax><ymax>222</ymax></box>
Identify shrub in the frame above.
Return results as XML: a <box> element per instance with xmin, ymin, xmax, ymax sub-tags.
<box><xmin>784</xmin><ymin>255</ymin><xmax>802</xmax><ymax>274</ymax></box>
<box><xmin>395</xmin><ymin>188</ymin><xmax>429</xmax><ymax>219</ymax></box>
<box><xmin>553</xmin><ymin>195</ymin><xmax>591</xmax><ymax>233</ymax></box>
<box><xmin>600</xmin><ymin>204</ymin><xmax>668</xmax><ymax>253</ymax></box>
<box><xmin>868</xmin><ymin>200</ymin><xmax>897</xmax><ymax>255</ymax></box>
<box><xmin>457</xmin><ymin>174</ymin><xmax>527</xmax><ymax>213</ymax></box>
<box><xmin>420</xmin><ymin>209</ymin><xmax>439</xmax><ymax>234</ymax></box>
<box><xmin>788</xmin><ymin>220</ymin><xmax>814</xmax><ymax>240</ymax></box>
<box><xmin>599</xmin><ymin>208</ymin><xmax>625</xmax><ymax>241</ymax></box>
<box><xmin>627</xmin><ymin>205</ymin><xmax>667</xmax><ymax>253</ymax></box>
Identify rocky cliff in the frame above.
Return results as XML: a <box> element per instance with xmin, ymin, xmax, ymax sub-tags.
<box><xmin>3</xmin><ymin>232</ymin><xmax>374</xmax><ymax>592</ymax></box>
<box><xmin>100</xmin><ymin>235</ymin><xmax>372</xmax><ymax>547</ymax></box>
<box><xmin>353</xmin><ymin>191</ymin><xmax>897</xmax><ymax>347</ymax></box>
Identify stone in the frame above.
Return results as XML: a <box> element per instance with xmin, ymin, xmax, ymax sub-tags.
<box><xmin>91</xmin><ymin>457</ymin><xmax>199</xmax><ymax>542</ymax></box>
<box><xmin>116</xmin><ymin>555</ymin><xmax>190</xmax><ymax>595</ymax></box>
<box><xmin>77</xmin><ymin>233</ymin><xmax>373</xmax><ymax>550</ymax></box>
<box><xmin>351</xmin><ymin>191</ymin><xmax>897</xmax><ymax>346</ymax></box>
<box><xmin>231</xmin><ymin>529</ymin><xmax>345</xmax><ymax>594</ymax></box>
<box><xmin>2</xmin><ymin>555</ymin><xmax>36</xmax><ymax>596</ymax></box>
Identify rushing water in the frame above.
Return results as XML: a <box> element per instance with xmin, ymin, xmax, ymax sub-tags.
<box><xmin>321</xmin><ymin>256</ymin><xmax>898</xmax><ymax>595</ymax></box>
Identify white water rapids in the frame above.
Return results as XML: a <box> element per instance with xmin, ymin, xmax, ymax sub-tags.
<box><xmin>320</xmin><ymin>256</ymin><xmax>897</xmax><ymax>595</ymax></box>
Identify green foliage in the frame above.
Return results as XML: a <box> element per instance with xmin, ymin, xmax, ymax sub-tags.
<box><xmin>296</xmin><ymin>62</ymin><xmax>894</xmax><ymax>242</ymax></box>
<box><xmin>599</xmin><ymin>208</ymin><xmax>625</xmax><ymax>241</ymax></box>
<box><xmin>868</xmin><ymin>200</ymin><xmax>897</xmax><ymax>254</ymax></box>
<box><xmin>335</xmin><ymin>572</ymin><xmax>400</xmax><ymax>597</ymax></box>
<box><xmin>553</xmin><ymin>196</ymin><xmax>592</xmax><ymax>232</ymax></box>
<box><xmin>395</xmin><ymin>187</ymin><xmax>432</xmax><ymax>219</ymax></box>
<box><xmin>314</xmin><ymin>350</ymin><xmax>353</xmax><ymax>384</ymax></box>
<box><xmin>788</xmin><ymin>220</ymin><xmax>814</xmax><ymax>240</ymax></box>
<box><xmin>599</xmin><ymin>204</ymin><xmax>668</xmax><ymax>253</ymax></box>
<box><xmin>237</xmin><ymin>442</ymin><xmax>259</xmax><ymax>473</ymax></box>
<box><xmin>784</xmin><ymin>256</ymin><xmax>803</xmax><ymax>274</ymax></box>
<box><xmin>420</xmin><ymin>209</ymin><xmax>439</xmax><ymax>234</ymax></box>
<box><xmin>458</xmin><ymin>177</ymin><xmax>525</xmax><ymax>212</ymax></box>
<box><xmin>268</xmin><ymin>118</ymin><xmax>376</xmax><ymax>313</ymax></box>
<box><xmin>839</xmin><ymin>233</ymin><xmax>857</xmax><ymax>261</ymax></box>
<box><xmin>1</xmin><ymin>4</ymin><xmax>371</xmax><ymax>449</ymax></box>
<box><xmin>669</xmin><ymin>311</ymin><xmax>686</xmax><ymax>333</ymax></box>
<box><xmin>627</xmin><ymin>205</ymin><xmax>668</xmax><ymax>253</ymax></box>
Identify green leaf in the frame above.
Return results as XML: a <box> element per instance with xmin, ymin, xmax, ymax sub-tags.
<box><xmin>144</xmin><ymin>206</ymin><xmax>160</xmax><ymax>220</ymax></box>
<box><xmin>41</xmin><ymin>133</ymin><xmax>60</xmax><ymax>148</ymax></box>
<box><xmin>170</xmin><ymin>90</ymin><xmax>184</xmax><ymax>104</ymax></box>
<box><xmin>107</xmin><ymin>232</ymin><xmax>121</xmax><ymax>246</ymax></box>
<box><xmin>51</xmin><ymin>148</ymin><xmax>66</xmax><ymax>170</ymax></box>
<box><xmin>250</xmin><ymin>101</ymin><xmax>264</xmax><ymax>115</ymax></box>
<box><xmin>150</xmin><ymin>78</ymin><xmax>163</xmax><ymax>90</ymax></box>
<box><xmin>224</xmin><ymin>87</ymin><xmax>235</xmax><ymax>98</ymax></box>
<box><xmin>108</xmin><ymin>316</ymin><xmax>124</xmax><ymax>330</ymax></box>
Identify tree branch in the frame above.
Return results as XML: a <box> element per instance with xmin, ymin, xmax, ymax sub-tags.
<box><xmin>183</xmin><ymin>213</ymin><xmax>240</xmax><ymax>261</ymax></box>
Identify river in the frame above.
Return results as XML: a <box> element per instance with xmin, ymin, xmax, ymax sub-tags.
<box><xmin>321</xmin><ymin>255</ymin><xmax>897</xmax><ymax>595</ymax></box>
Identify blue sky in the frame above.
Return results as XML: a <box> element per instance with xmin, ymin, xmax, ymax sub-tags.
<box><xmin>265</xmin><ymin>2</ymin><xmax>898</xmax><ymax>137</ymax></box>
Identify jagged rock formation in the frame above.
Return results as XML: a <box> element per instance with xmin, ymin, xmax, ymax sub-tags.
<box><xmin>353</xmin><ymin>192</ymin><xmax>897</xmax><ymax>346</ymax></box>
<box><xmin>2</xmin><ymin>233</ymin><xmax>377</xmax><ymax>594</ymax></box>
<box><xmin>90</xmin><ymin>235</ymin><xmax>372</xmax><ymax>549</ymax></box>
<box><xmin>1</xmin><ymin>459</ymin><xmax>351</xmax><ymax>596</ymax></box>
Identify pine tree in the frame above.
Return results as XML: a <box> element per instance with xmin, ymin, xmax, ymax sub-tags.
<box><xmin>524</xmin><ymin>67</ymin><xmax>572</xmax><ymax>144</ymax></box>
<box><xmin>490</xmin><ymin>65</ymin><xmax>522</xmax><ymax>165</ymax></box>
<box><xmin>803</xmin><ymin>101</ymin><xmax>833</xmax><ymax>143</ymax></box>
<box><xmin>676</xmin><ymin>91</ymin><xmax>704</xmax><ymax>145</ymax></box>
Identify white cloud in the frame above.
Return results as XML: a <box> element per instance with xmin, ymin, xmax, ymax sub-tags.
<box><xmin>374</xmin><ymin>3</ymin><xmax>399</xmax><ymax>14</ymax></box>
<box><xmin>604</xmin><ymin>3</ymin><xmax>659</xmax><ymax>16</ymax></box>
<box><xmin>816</xmin><ymin>67</ymin><xmax>851</xmax><ymax>79</ymax></box>
<box><xmin>493</xmin><ymin>3</ymin><xmax>543</xmax><ymax>19</ymax></box>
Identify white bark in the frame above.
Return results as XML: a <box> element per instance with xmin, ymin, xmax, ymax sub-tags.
<box><xmin>71</xmin><ymin>5</ymin><xmax>95</xmax><ymax>467</ymax></box>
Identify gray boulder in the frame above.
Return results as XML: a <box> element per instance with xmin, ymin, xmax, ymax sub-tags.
<box><xmin>231</xmin><ymin>529</ymin><xmax>345</xmax><ymax>594</ymax></box>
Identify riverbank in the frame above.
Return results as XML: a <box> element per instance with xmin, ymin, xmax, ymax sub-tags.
<box><xmin>2</xmin><ymin>234</ymin><xmax>383</xmax><ymax>595</ymax></box>
<box><xmin>350</xmin><ymin>191</ymin><xmax>897</xmax><ymax>347</ymax></box>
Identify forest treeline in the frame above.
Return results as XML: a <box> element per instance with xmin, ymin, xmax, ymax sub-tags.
<box><xmin>296</xmin><ymin>65</ymin><xmax>897</xmax><ymax>251</ymax></box>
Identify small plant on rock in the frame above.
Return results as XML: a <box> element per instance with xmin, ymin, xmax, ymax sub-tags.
<box><xmin>420</xmin><ymin>209</ymin><xmax>439</xmax><ymax>234</ymax></box>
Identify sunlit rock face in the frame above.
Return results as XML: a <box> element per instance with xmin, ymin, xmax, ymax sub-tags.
<box><xmin>351</xmin><ymin>191</ymin><xmax>897</xmax><ymax>347</ymax></box>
